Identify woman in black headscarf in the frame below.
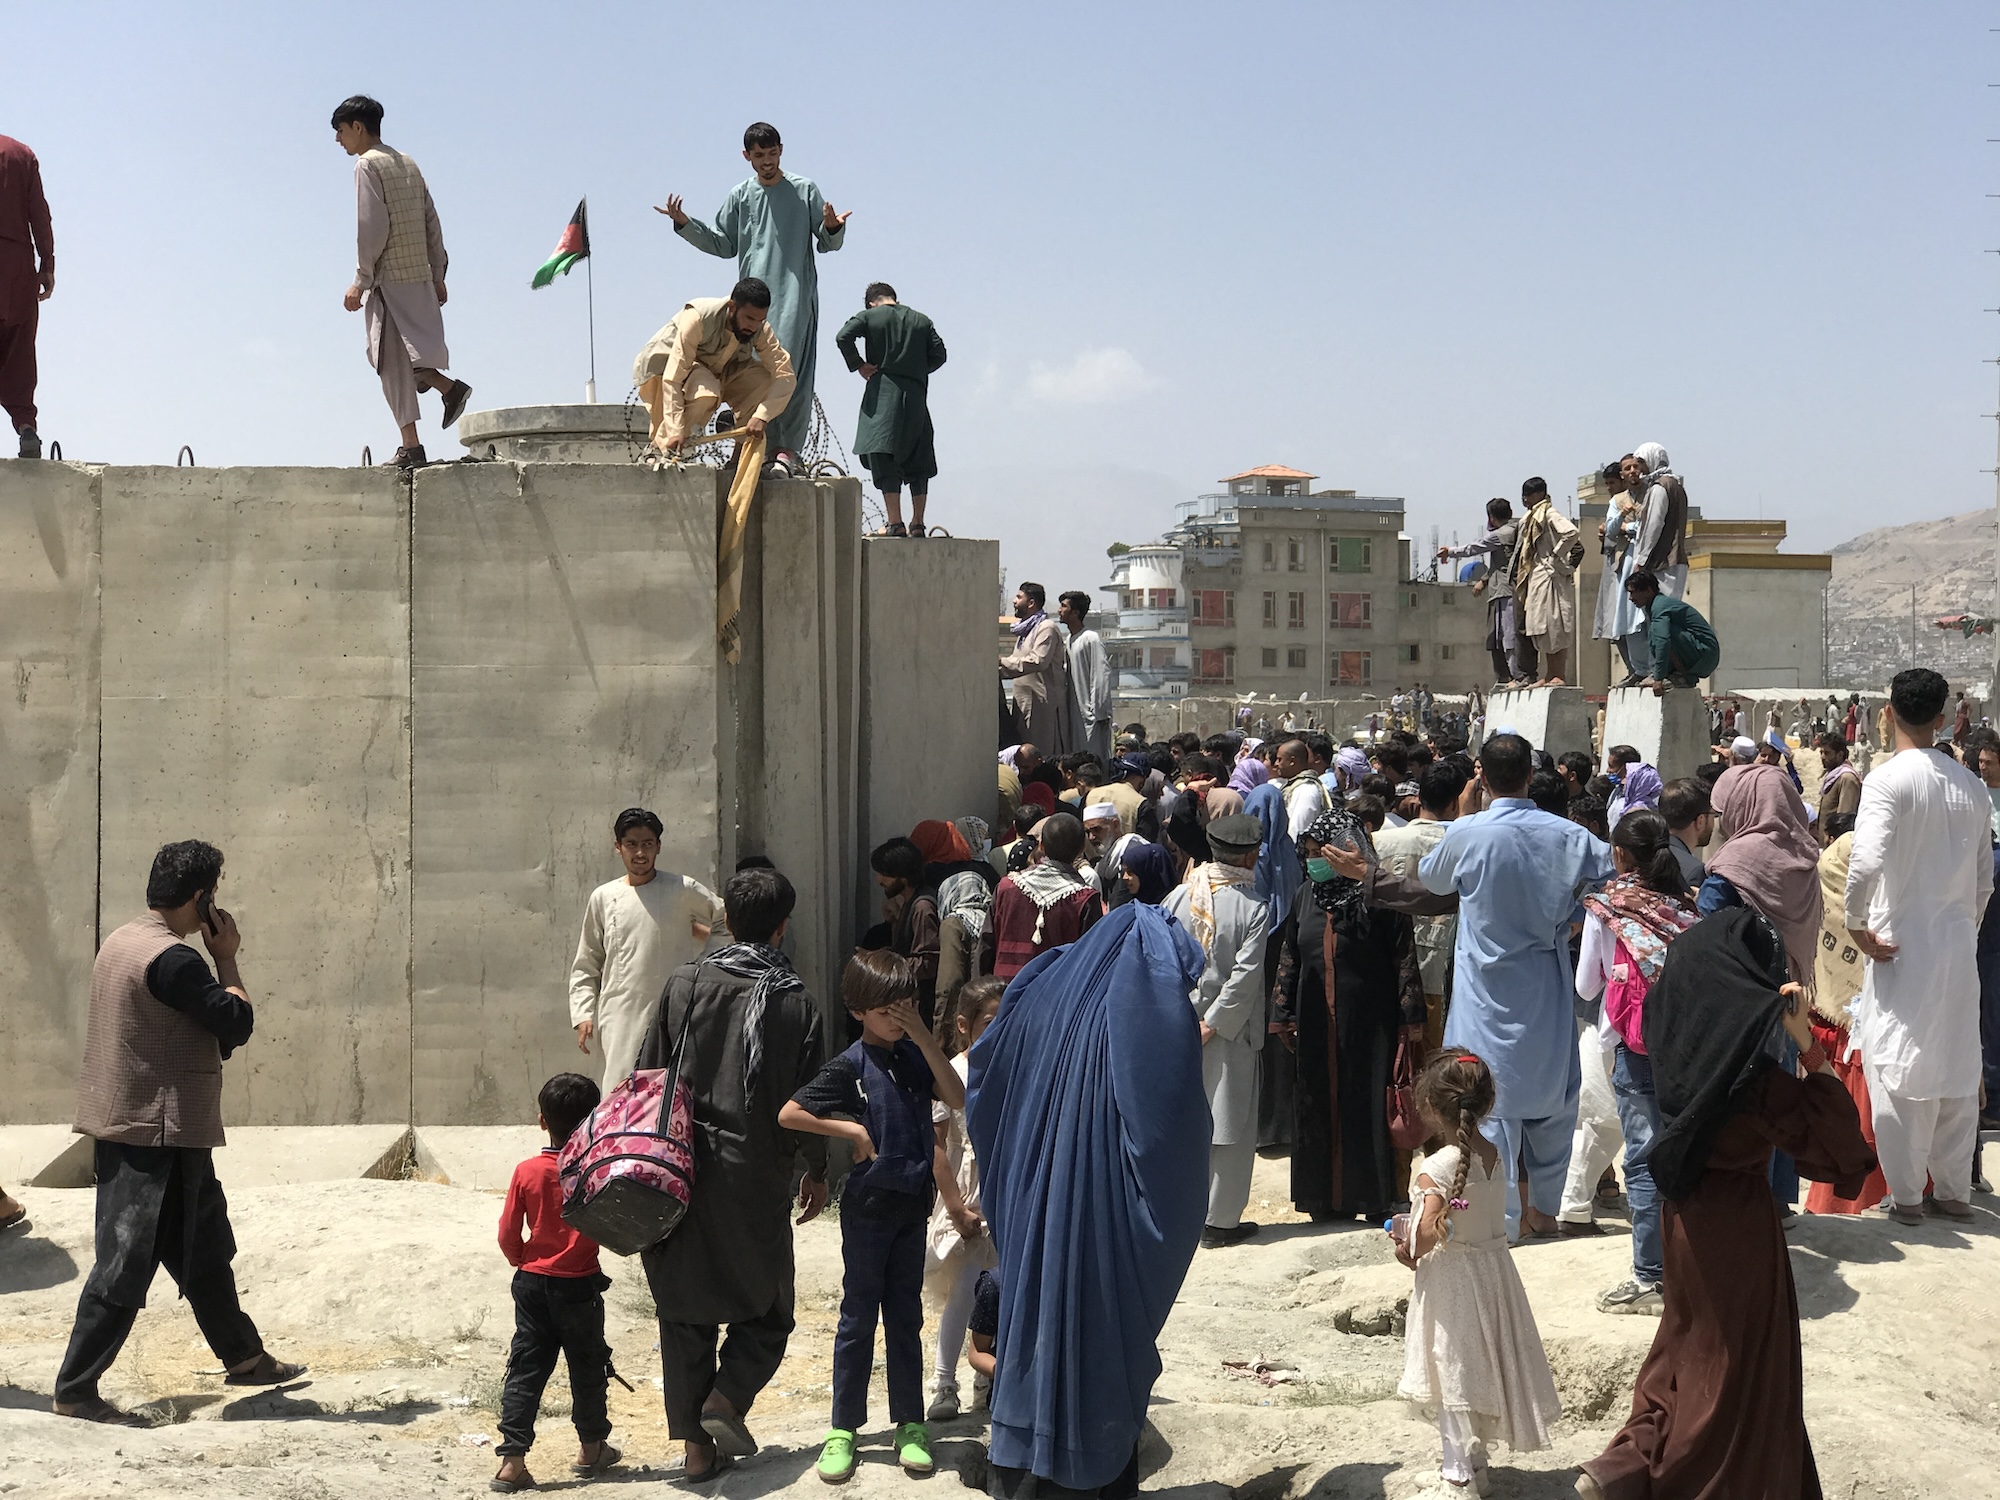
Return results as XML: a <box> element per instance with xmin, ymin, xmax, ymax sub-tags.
<box><xmin>1578</xmin><ymin>907</ymin><xmax>1875</xmax><ymax>1500</ymax></box>
<box><xmin>1271</xmin><ymin>807</ymin><xmax>1428</xmax><ymax>1222</ymax></box>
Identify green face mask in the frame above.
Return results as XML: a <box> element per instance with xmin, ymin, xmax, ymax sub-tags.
<box><xmin>1304</xmin><ymin>857</ymin><xmax>1337</xmax><ymax>883</ymax></box>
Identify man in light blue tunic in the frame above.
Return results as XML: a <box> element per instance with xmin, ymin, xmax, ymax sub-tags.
<box><xmin>658</xmin><ymin>122</ymin><xmax>849</xmax><ymax>475</ymax></box>
<box><xmin>1418</xmin><ymin>732</ymin><xmax>1612</xmax><ymax>1242</ymax></box>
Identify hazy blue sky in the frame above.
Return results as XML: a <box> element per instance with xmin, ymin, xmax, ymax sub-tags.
<box><xmin>10</xmin><ymin>4</ymin><xmax>1998</xmax><ymax>601</ymax></box>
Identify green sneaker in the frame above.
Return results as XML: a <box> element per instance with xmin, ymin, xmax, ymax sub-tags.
<box><xmin>896</xmin><ymin>1421</ymin><xmax>934</xmax><ymax>1475</ymax></box>
<box><xmin>817</xmin><ymin>1428</ymin><xmax>858</xmax><ymax>1485</ymax></box>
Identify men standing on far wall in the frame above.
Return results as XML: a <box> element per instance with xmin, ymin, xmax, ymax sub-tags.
<box><xmin>332</xmin><ymin>95</ymin><xmax>474</xmax><ymax>472</ymax></box>
<box><xmin>1510</xmin><ymin>477</ymin><xmax>1585</xmax><ymax>687</ymax></box>
<box><xmin>658</xmin><ymin>122</ymin><xmax>849</xmax><ymax>478</ymax></box>
<box><xmin>570</xmin><ymin>808</ymin><xmax>723</xmax><ymax>1086</ymax></box>
<box><xmin>1439</xmin><ymin>498</ymin><xmax>1533</xmax><ymax>687</ymax></box>
<box><xmin>1844</xmin><ymin>667</ymin><xmax>1993</xmax><ymax>1226</ymax></box>
<box><xmin>1000</xmin><ymin>582</ymin><xmax>1067</xmax><ymax>749</ymax></box>
<box><xmin>836</xmin><ymin>282</ymin><xmax>945</xmax><ymax>538</ymax></box>
<box><xmin>0</xmin><ymin>132</ymin><xmax>54</xmax><ymax>460</ymax></box>
<box><xmin>1059</xmin><ymin>591</ymin><xmax>1114</xmax><ymax>762</ymax></box>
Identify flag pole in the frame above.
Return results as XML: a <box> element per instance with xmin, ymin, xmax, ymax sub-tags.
<box><xmin>584</xmin><ymin>200</ymin><xmax>597</xmax><ymax>404</ymax></box>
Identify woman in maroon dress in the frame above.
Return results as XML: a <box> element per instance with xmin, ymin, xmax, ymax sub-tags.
<box><xmin>1577</xmin><ymin>908</ymin><xmax>1876</xmax><ymax>1500</ymax></box>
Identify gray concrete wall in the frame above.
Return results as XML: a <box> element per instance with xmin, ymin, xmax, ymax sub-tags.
<box><xmin>0</xmin><ymin>459</ymin><xmax>979</xmax><ymax>1126</ymax></box>
<box><xmin>859</xmin><ymin>535</ymin><xmax>1001</xmax><ymax>880</ymax></box>
<box><xmin>0</xmin><ymin>464</ymin><xmax>101</xmax><ymax>1124</ymax></box>
<box><xmin>98</xmin><ymin>467</ymin><xmax>414</xmax><ymax>1128</ymax></box>
<box><xmin>409</xmin><ymin>463</ymin><xmax>720</xmax><ymax>1124</ymax></box>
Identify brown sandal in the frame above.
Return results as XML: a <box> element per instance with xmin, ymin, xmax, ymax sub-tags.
<box><xmin>54</xmin><ymin>1396</ymin><xmax>149</xmax><ymax>1427</ymax></box>
<box><xmin>223</xmin><ymin>1351</ymin><xmax>309</xmax><ymax>1386</ymax></box>
<box><xmin>869</xmin><ymin>522</ymin><xmax>908</xmax><ymax>539</ymax></box>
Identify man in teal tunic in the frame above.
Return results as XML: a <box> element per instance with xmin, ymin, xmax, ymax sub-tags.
<box><xmin>658</xmin><ymin>122</ymin><xmax>848</xmax><ymax>477</ymax></box>
<box><xmin>835</xmin><ymin>283</ymin><xmax>946</xmax><ymax>537</ymax></box>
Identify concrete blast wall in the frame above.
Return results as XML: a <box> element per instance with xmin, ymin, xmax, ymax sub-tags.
<box><xmin>0</xmin><ymin>460</ymin><xmax>997</xmax><ymax>1129</ymax></box>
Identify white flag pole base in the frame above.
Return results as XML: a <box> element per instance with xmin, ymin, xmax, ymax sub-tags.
<box><xmin>585</xmin><ymin>379</ymin><xmax>597</xmax><ymax>404</ymax></box>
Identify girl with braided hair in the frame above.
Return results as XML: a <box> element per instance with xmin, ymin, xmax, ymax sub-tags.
<box><xmin>1396</xmin><ymin>1050</ymin><xmax>1561</xmax><ymax>1494</ymax></box>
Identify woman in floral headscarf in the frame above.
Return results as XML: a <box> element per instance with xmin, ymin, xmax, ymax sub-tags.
<box><xmin>1271</xmin><ymin>806</ymin><xmax>1428</xmax><ymax>1221</ymax></box>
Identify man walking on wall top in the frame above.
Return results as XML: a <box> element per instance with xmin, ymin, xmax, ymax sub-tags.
<box><xmin>657</xmin><ymin>122</ymin><xmax>848</xmax><ymax>479</ymax></box>
<box><xmin>333</xmin><ymin>94</ymin><xmax>473</xmax><ymax>472</ymax></box>
<box><xmin>0</xmin><ymin>132</ymin><xmax>53</xmax><ymax>460</ymax></box>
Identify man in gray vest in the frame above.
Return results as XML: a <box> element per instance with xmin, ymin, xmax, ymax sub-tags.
<box><xmin>333</xmin><ymin>94</ymin><xmax>473</xmax><ymax>471</ymax></box>
<box><xmin>53</xmin><ymin>840</ymin><xmax>305</xmax><ymax>1425</ymax></box>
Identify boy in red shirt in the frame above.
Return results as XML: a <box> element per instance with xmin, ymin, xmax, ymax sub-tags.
<box><xmin>491</xmin><ymin>1073</ymin><xmax>618</xmax><ymax>1492</ymax></box>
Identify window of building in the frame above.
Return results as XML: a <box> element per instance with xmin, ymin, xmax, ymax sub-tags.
<box><xmin>1147</xmin><ymin>646</ymin><xmax>1178</xmax><ymax>669</ymax></box>
<box><xmin>1287</xmin><ymin>647</ymin><xmax>1307</xmax><ymax>669</ymax></box>
<box><xmin>1261</xmin><ymin>591</ymin><xmax>1278</xmax><ymax>628</ymax></box>
<box><xmin>1328</xmin><ymin>591</ymin><xmax>1372</xmax><ymax>629</ymax></box>
<box><xmin>1399</xmin><ymin>643</ymin><xmax>1420</xmax><ymax>664</ymax></box>
<box><xmin>1287</xmin><ymin>591</ymin><xmax>1306</xmax><ymax>629</ymax></box>
<box><xmin>1194</xmin><ymin>646</ymin><xmax>1236</xmax><ymax>686</ymax></box>
<box><xmin>1147</xmin><ymin>587</ymin><xmax>1177</xmax><ymax>609</ymax></box>
<box><xmin>1286</xmin><ymin>537</ymin><xmax>1306</xmax><ymax>572</ymax></box>
<box><xmin>1260</xmin><ymin>540</ymin><xmax>1276</xmax><ymax>571</ymax></box>
<box><xmin>1407</xmin><ymin>591</ymin><xmax>1419</xmax><ymax>609</ymax></box>
<box><xmin>1439</xmin><ymin>644</ymin><xmax>1455</xmax><ymax>660</ymax></box>
<box><xmin>1329</xmin><ymin>650</ymin><xmax>1372</xmax><ymax>688</ymax></box>
<box><xmin>1331</xmin><ymin>537</ymin><xmax>1373</xmax><ymax>574</ymax></box>
<box><xmin>1192</xmin><ymin>589</ymin><xmax>1234</xmax><ymax>625</ymax></box>
<box><xmin>1261</xmin><ymin>647</ymin><xmax>1278</xmax><ymax>669</ymax></box>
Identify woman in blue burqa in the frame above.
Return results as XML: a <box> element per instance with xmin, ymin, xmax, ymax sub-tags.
<box><xmin>966</xmin><ymin>900</ymin><xmax>1211</xmax><ymax>1500</ymax></box>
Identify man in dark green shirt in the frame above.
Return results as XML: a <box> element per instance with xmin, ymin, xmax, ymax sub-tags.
<box><xmin>1625</xmin><ymin>568</ymin><xmax>1720</xmax><ymax>691</ymax></box>
<box><xmin>836</xmin><ymin>283</ymin><xmax>946</xmax><ymax>537</ymax></box>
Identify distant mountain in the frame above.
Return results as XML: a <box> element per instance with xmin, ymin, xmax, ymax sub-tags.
<box><xmin>1825</xmin><ymin>506</ymin><xmax>1995</xmax><ymax>690</ymax></box>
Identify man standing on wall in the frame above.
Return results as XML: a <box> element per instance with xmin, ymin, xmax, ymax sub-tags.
<box><xmin>54</xmin><ymin>841</ymin><xmax>306</xmax><ymax>1424</ymax></box>
<box><xmin>0</xmin><ymin>132</ymin><xmax>53</xmax><ymax>460</ymax></box>
<box><xmin>836</xmin><ymin>281</ymin><xmax>945</xmax><ymax>537</ymax></box>
<box><xmin>1439</xmin><ymin>499</ymin><xmax>1534</xmax><ymax>686</ymax></box>
<box><xmin>1510</xmin><ymin>477</ymin><xmax>1585</xmax><ymax>687</ymax></box>
<box><xmin>1000</xmin><ymin>582</ymin><xmax>1067</xmax><ymax>749</ymax></box>
<box><xmin>1060</xmin><ymin>591</ymin><xmax>1114</xmax><ymax>763</ymax></box>
<box><xmin>570</xmin><ymin>808</ymin><xmax>723</xmax><ymax>1087</ymax></box>
<box><xmin>658</xmin><ymin>123</ymin><xmax>849</xmax><ymax>478</ymax></box>
<box><xmin>333</xmin><ymin>95</ymin><xmax>474</xmax><ymax>472</ymax></box>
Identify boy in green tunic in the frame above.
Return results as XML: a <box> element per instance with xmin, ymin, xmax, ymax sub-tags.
<box><xmin>836</xmin><ymin>283</ymin><xmax>947</xmax><ymax>537</ymax></box>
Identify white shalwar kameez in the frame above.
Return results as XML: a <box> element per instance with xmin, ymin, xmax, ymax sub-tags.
<box><xmin>568</xmin><ymin>873</ymin><xmax>724</xmax><ymax>1085</ymax></box>
<box><xmin>1844</xmin><ymin>745</ymin><xmax>1993</xmax><ymax>1206</ymax></box>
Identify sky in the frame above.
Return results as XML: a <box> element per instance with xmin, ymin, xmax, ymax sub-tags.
<box><xmin>10</xmin><ymin>4</ymin><xmax>2000</xmax><ymax>605</ymax></box>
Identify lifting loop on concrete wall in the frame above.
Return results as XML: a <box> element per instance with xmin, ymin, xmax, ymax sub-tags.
<box><xmin>47</xmin><ymin>440</ymin><xmax>60</xmax><ymax>461</ymax></box>
<box><xmin>361</xmin><ymin>446</ymin><xmax>372</xmax><ymax>467</ymax></box>
<box><xmin>177</xmin><ymin>445</ymin><xmax>195</xmax><ymax>467</ymax></box>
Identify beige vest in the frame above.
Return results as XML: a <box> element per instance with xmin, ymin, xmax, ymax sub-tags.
<box><xmin>363</xmin><ymin>147</ymin><xmax>434</xmax><ymax>285</ymax></box>
<box><xmin>73</xmin><ymin>912</ymin><xmax>228</xmax><ymax>1148</ymax></box>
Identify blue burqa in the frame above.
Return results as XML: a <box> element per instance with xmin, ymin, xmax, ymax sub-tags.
<box><xmin>966</xmin><ymin>902</ymin><xmax>1210</xmax><ymax>1492</ymax></box>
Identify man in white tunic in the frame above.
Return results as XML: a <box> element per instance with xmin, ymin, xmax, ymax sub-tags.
<box><xmin>569</xmin><ymin>808</ymin><xmax>724</xmax><ymax>1086</ymax></box>
<box><xmin>332</xmin><ymin>96</ymin><xmax>472</xmax><ymax>471</ymax></box>
<box><xmin>1844</xmin><ymin>668</ymin><xmax>1993</xmax><ymax>1225</ymax></box>
<box><xmin>1275</xmin><ymin>738</ymin><xmax>1329</xmax><ymax>841</ymax></box>
<box><xmin>1162</xmin><ymin>815</ymin><xmax>1271</xmax><ymax>1248</ymax></box>
<box><xmin>1058</xmin><ymin>591</ymin><xmax>1113</xmax><ymax>762</ymax></box>
<box><xmin>1604</xmin><ymin>444</ymin><xmax>1689</xmax><ymax>685</ymax></box>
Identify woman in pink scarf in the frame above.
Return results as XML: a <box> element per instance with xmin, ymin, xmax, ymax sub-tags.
<box><xmin>1701</xmin><ymin>763</ymin><xmax>1823</xmax><ymax>982</ymax></box>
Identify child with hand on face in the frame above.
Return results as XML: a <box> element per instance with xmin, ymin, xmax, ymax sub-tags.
<box><xmin>779</xmin><ymin>951</ymin><xmax>964</xmax><ymax>1485</ymax></box>
<box><xmin>921</xmin><ymin>977</ymin><xmax>1006</xmax><ymax>1422</ymax></box>
<box><xmin>1394</xmin><ymin>1051</ymin><xmax>1562</xmax><ymax>1495</ymax></box>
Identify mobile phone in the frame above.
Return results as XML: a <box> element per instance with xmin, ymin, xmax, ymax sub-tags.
<box><xmin>196</xmin><ymin>890</ymin><xmax>216</xmax><ymax>935</ymax></box>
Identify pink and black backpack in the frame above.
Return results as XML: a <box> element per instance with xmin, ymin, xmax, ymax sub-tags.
<box><xmin>558</xmin><ymin>1024</ymin><xmax>697</xmax><ymax>1256</ymax></box>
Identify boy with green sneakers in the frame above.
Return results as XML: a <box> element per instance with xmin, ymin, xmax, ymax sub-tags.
<box><xmin>780</xmin><ymin>951</ymin><xmax>964</xmax><ymax>1483</ymax></box>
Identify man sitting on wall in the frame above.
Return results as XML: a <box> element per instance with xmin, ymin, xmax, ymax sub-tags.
<box><xmin>1624</xmin><ymin>569</ymin><xmax>1719</xmax><ymax>693</ymax></box>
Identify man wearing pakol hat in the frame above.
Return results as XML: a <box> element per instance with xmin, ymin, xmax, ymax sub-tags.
<box><xmin>1162</xmin><ymin>814</ymin><xmax>1272</xmax><ymax>1248</ymax></box>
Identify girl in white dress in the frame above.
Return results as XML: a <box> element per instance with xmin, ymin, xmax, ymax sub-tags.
<box><xmin>924</xmin><ymin>978</ymin><xmax>1005</xmax><ymax>1421</ymax></box>
<box><xmin>1396</xmin><ymin>1051</ymin><xmax>1563</xmax><ymax>1494</ymax></box>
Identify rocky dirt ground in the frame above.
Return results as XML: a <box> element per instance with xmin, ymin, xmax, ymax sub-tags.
<box><xmin>2</xmin><ymin>1149</ymin><xmax>1997</xmax><ymax>1500</ymax></box>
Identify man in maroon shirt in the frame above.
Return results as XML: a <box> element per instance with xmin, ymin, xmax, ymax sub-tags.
<box><xmin>0</xmin><ymin>134</ymin><xmax>53</xmax><ymax>460</ymax></box>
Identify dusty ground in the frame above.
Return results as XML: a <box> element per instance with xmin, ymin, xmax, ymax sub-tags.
<box><xmin>2</xmin><ymin>1149</ymin><xmax>1997</xmax><ymax>1500</ymax></box>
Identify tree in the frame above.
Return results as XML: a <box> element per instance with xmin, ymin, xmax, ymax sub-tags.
<box><xmin>1106</xmin><ymin>541</ymin><xmax>1132</xmax><ymax>559</ymax></box>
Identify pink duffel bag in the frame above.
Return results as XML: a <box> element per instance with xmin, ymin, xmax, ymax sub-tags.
<box><xmin>558</xmin><ymin>1026</ymin><xmax>697</xmax><ymax>1256</ymax></box>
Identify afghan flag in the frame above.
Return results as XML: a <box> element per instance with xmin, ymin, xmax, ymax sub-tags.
<box><xmin>530</xmin><ymin>199</ymin><xmax>589</xmax><ymax>288</ymax></box>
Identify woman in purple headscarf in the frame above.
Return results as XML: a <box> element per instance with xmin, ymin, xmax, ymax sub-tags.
<box><xmin>1228</xmin><ymin>739</ymin><xmax>1272</xmax><ymax>796</ymax></box>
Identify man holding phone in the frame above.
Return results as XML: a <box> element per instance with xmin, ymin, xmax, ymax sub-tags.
<box><xmin>53</xmin><ymin>841</ymin><xmax>306</xmax><ymax>1424</ymax></box>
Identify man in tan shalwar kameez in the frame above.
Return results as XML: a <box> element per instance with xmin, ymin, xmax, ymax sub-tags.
<box><xmin>1510</xmin><ymin>477</ymin><xmax>1585</xmax><ymax>686</ymax></box>
<box><xmin>632</xmin><ymin>279</ymin><xmax>795</xmax><ymax>457</ymax></box>
<box><xmin>333</xmin><ymin>96</ymin><xmax>473</xmax><ymax>471</ymax></box>
<box><xmin>1000</xmin><ymin>582</ymin><xmax>1068</xmax><ymax>750</ymax></box>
